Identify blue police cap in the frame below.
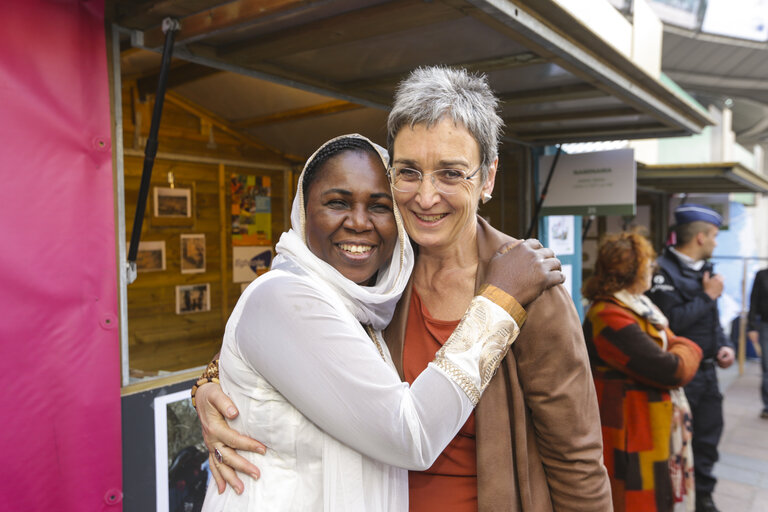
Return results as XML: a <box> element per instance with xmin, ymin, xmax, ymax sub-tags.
<box><xmin>674</xmin><ymin>204</ymin><xmax>722</xmax><ymax>227</ymax></box>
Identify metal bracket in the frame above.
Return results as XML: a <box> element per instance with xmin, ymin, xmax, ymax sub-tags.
<box><xmin>126</xmin><ymin>260</ymin><xmax>137</xmax><ymax>285</ymax></box>
<box><xmin>162</xmin><ymin>17</ymin><xmax>181</xmax><ymax>34</ymax></box>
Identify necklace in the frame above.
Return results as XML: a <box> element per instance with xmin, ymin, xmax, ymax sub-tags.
<box><xmin>364</xmin><ymin>325</ymin><xmax>386</xmax><ymax>361</ymax></box>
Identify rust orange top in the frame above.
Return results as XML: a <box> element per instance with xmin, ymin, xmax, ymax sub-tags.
<box><xmin>403</xmin><ymin>289</ymin><xmax>477</xmax><ymax>512</ymax></box>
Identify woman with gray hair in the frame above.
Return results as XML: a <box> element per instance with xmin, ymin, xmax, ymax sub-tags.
<box><xmin>197</xmin><ymin>66</ymin><xmax>612</xmax><ymax>511</ymax></box>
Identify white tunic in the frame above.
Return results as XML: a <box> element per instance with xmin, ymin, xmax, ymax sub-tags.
<box><xmin>201</xmin><ymin>260</ymin><xmax>481</xmax><ymax>511</ymax></box>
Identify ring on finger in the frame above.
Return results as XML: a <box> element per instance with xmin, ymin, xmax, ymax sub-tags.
<box><xmin>214</xmin><ymin>447</ymin><xmax>224</xmax><ymax>464</ymax></box>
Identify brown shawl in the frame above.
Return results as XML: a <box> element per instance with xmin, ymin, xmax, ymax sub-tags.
<box><xmin>383</xmin><ymin>217</ymin><xmax>612</xmax><ymax>511</ymax></box>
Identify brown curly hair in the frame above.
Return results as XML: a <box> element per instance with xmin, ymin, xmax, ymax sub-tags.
<box><xmin>582</xmin><ymin>230</ymin><xmax>656</xmax><ymax>300</ymax></box>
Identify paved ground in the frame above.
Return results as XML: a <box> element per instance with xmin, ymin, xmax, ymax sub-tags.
<box><xmin>712</xmin><ymin>360</ymin><xmax>768</xmax><ymax>511</ymax></box>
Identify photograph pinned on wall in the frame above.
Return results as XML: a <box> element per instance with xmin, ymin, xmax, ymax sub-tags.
<box><xmin>175</xmin><ymin>283</ymin><xmax>210</xmax><ymax>314</ymax></box>
<box><xmin>153</xmin><ymin>390</ymin><xmax>209</xmax><ymax>512</ymax></box>
<box><xmin>547</xmin><ymin>215</ymin><xmax>575</xmax><ymax>256</ymax></box>
<box><xmin>180</xmin><ymin>234</ymin><xmax>205</xmax><ymax>274</ymax></box>
<box><xmin>154</xmin><ymin>187</ymin><xmax>192</xmax><ymax>218</ymax></box>
<box><xmin>135</xmin><ymin>240</ymin><xmax>166</xmax><ymax>272</ymax></box>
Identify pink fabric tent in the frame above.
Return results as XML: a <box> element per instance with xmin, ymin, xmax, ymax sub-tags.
<box><xmin>0</xmin><ymin>0</ymin><xmax>122</xmax><ymax>509</ymax></box>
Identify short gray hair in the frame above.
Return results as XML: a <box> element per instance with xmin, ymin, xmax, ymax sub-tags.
<box><xmin>387</xmin><ymin>66</ymin><xmax>503</xmax><ymax>182</ymax></box>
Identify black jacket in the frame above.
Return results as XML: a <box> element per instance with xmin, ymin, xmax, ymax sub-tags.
<box><xmin>749</xmin><ymin>268</ymin><xmax>768</xmax><ymax>331</ymax></box>
<box><xmin>646</xmin><ymin>247</ymin><xmax>732</xmax><ymax>359</ymax></box>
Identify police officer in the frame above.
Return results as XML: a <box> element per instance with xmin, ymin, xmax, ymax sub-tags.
<box><xmin>647</xmin><ymin>204</ymin><xmax>735</xmax><ymax>512</ymax></box>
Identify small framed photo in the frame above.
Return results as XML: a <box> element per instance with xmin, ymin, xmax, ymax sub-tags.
<box><xmin>175</xmin><ymin>283</ymin><xmax>210</xmax><ymax>314</ymax></box>
<box><xmin>135</xmin><ymin>240</ymin><xmax>166</xmax><ymax>272</ymax></box>
<box><xmin>180</xmin><ymin>234</ymin><xmax>205</xmax><ymax>274</ymax></box>
<box><xmin>154</xmin><ymin>187</ymin><xmax>191</xmax><ymax>218</ymax></box>
<box><xmin>152</xmin><ymin>185</ymin><xmax>195</xmax><ymax>227</ymax></box>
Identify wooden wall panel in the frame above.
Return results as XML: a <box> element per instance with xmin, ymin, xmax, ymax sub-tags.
<box><xmin>123</xmin><ymin>92</ymin><xmax>294</xmax><ymax>376</ymax></box>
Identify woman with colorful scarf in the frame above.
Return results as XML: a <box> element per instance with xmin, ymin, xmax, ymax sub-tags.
<box><xmin>583</xmin><ymin>231</ymin><xmax>703</xmax><ymax>512</ymax></box>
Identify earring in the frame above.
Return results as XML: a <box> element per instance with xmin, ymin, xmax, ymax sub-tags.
<box><xmin>482</xmin><ymin>193</ymin><xmax>492</xmax><ymax>204</ymax></box>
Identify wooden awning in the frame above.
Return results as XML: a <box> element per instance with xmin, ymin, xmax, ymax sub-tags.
<box><xmin>112</xmin><ymin>0</ymin><xmax>713</xmax><ymax>156</ymax></box>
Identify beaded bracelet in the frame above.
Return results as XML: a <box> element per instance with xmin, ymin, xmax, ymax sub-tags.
<box><xmin>191</xmin><ymin>358</ymin><xmax>220</xmax><ymax>408</ymax></box>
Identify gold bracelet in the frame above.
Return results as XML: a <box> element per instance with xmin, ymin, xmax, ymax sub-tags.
<box><xmin>191</xmin><ymin>358</ymin><xmax>220</xmax><ymax>408</ymax></box>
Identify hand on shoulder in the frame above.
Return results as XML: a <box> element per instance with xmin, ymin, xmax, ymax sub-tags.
<box><xmin>485</xmin><ymin>238</ymin><xmax>564</xmax><ymax>307</ymax></box>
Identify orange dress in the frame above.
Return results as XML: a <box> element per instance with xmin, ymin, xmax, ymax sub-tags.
<box><xmin>403</xmin><ymin>289</ymin><xmax>477</xmax><ymax>512</ymax></box>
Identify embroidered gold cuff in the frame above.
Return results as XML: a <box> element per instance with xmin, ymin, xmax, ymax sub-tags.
<box><xmin>478</xmin><ymin>283</ymin><xmax>526</xmax><ymax>327</ymax></box>
<box><xmin>433</xmin><ymin>295</ymin><xmax>520</xmax><ymax>404</ymax></box>
<box><xmin>433</xmin><ymin>358</ymin><xmax>481</xmax><ymax>406</ymax></box>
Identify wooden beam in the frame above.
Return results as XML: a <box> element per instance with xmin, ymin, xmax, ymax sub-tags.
<box><xmin>135</xmin><ymin>62</ymin><xmax>222</xmax><ymax>98</ymax></box>
<box><xmin>219</xmin><ymin>0</ymin><xmax>464</xmax><ymax>65</ymax></box>
<box><xmin>504</xmin><ymin>106</ymin><xmax>639</xmax><ymax>126</ymax></box>
<box><xmin>510</xmin><ymin>123</ymin><xmax>680</xmax><ymax>143</ymax></box>
<box><xmin>499</xmin><ymin>83</ymin><xmax>606</xmax><ymax>105</ymax></box>
<box><xmin>232</xmin><ymin>100</ymin><xmax>363</xmax><ymax>129</ymax></box>
<box><xmin>191</xmin><ymin>54</ymin><xmax>395</xmax><ymax>109</ymax></box>
<box><xmin>120</xmin><ymin>46</ymin><xmax>144</xmax><ymax>58</ymax></box>
<box><xmin>118</xmin><ymin>0</ymin><xmax>223</xmax><ymax>31</ymax></box>
<box><xmin>163</xmin><ymin>91</ymin><xmax>303</xmax><ymax>162</ymax></box>
<box><xmin>140</xmin><ymin>0</ymin><xmax>318</xmax><ymax>48</ymax></box>
<box><xmin>340</xmin><ymin>52</ymin><xmax>546</xmax><ymax>92</ymax></box>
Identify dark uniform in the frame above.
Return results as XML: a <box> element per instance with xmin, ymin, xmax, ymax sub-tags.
<box><xmin>748</xmin><ymin>268</ymin><xmax>768</xmax><ymax>414</ymax></box>
<box><xmin>647</xmin><ymin>247</ymin><xmax>733</xmax><ymax>496</ymax></box>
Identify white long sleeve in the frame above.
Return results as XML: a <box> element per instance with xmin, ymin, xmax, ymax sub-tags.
<box><xmin>228</xmin><ymin>270</ymin><xmax>516</xmax><ymax>471</ymax></box>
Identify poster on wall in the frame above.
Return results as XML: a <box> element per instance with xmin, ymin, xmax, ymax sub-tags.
<box><xmin>231</xmin><ymin>174</ymin><xmax>272</xmax><ymax>246</ymax></box>
<box><xmin>233</xmin><ymin>246</ymin><xmax>273</xmax><ymax>283</ymax></box>
<box><xmin>154</xmin><ymin>390</ymin><xmax>208</xmax><ymax>512</ymax></box>
<box><xmin>180</xmin><ymin>234</ymin><xmax>206</xmax><ymax>274</ymax></box>
<box><xmin>175</xmin><ymin>283</ymin><xmax>210</xmax><ymax>314</ymax></box>
<box><xmin>135</xmin><ymin>240</ymin><xmax>166</xmax><ymax>272</ymax></box>
<box><xmin>546</xmin><ymin>215</ymin><xmax>575</xmax><ymax>256</ymax></box>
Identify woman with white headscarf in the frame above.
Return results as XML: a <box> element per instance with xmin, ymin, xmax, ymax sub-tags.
<box><xmin>200</xmin><ymin>134</ymin><xmax>561</xmax><ymax>511</ymax></box>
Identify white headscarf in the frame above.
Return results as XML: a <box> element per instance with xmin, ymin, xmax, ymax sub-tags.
<box><xmin>271</xmin><ymin>134</ymin><xmax>414</xmax><ymax>330</ymax></box>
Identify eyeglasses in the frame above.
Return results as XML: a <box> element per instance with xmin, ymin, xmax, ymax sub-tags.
<box><xmin>388</xmin><ymin>166</ymin><xmax>482</xmax><ymax>195</ymax></box>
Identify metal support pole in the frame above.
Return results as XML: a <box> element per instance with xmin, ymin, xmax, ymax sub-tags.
<box><xmin>526</xmin><ymin>145</ymin><xmax>561</xmax><ymax>239</ymax></box>
<box><xmin>739</xmin><ymin>258</ymin><xmax>748</xmax><ymax>375</ymax></box>
<box><xmin>126</xmin><ymin>18</ymin><xmax>180</xmax><ymax>284</ymax></box>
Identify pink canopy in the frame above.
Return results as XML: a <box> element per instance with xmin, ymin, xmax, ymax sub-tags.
<box><xmin>0</xmin><ymin>0</ymin><xmax>122</xmax><ymax>509</ymax></box>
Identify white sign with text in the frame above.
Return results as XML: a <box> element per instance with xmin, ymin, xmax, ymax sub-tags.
<box><xmin>540</xmin><ymin>148</ymin><xmax>636</xmax><ymax>216</ymax></box>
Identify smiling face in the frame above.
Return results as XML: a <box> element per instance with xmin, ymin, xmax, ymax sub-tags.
<box><xmin>304</xmin><ymin>150</ymin><xmax>397</xmax><ymax>285</ymax></box>
<box><xmin>391</xmin><ymin>118</ymin><xmax>496</xmax><ymax>252</ymax></box>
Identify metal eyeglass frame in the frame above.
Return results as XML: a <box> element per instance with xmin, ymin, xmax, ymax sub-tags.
<box><xmin>388</xmin><ymin>165</ymin><xmax>482</xmax><ymax>194</ymax></box>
